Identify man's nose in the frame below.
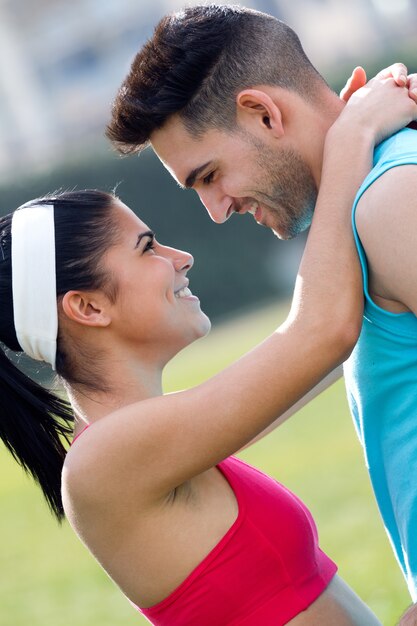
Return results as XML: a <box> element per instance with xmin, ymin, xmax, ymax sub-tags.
<box><xmin>198</xmin><ymin>189</ymin><xmax>233</xmax><ymax>224</ymax></box>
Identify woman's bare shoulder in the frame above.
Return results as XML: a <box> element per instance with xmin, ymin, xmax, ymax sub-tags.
<box><xmin>61</xmin><ymin>416</ymin><xmax>174</xmax><ymax>541</ymax></box>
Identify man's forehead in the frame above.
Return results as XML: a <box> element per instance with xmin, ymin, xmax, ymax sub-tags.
<box><xmin>151</xmin><ymin>116</ymin><xmax>221</xmax><ymax>154</ymax></box>
<box><xmin>151</xmin><ymin>119</ymin><xmax>221</xmax><ymax>185</ymax></box>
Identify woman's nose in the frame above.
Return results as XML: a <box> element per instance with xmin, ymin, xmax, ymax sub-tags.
<box><xmin>169</xmin><ymin>247</ymin><xmax>194</xmax><ymax>272</ymax></box>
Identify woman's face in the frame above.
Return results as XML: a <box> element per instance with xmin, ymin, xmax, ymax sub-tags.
<box><xmin>102</xmin><ymin>200</ymin><xmax>211</xmax><ymax>362</ymax></box>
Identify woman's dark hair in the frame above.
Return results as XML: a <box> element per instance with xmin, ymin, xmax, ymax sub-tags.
<box><xmin>0</xmin><ymin>189</ymin><xmax>119</xmax><ymax>520</ymax></box>
<box><xmin>106</xmin><ymin>4</ymin><xmax>327</xmax><ymax>154</ymax></box>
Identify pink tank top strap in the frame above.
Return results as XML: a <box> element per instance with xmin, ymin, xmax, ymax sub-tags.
<box><xmin>71</xmin><ymin>424</ymin><xmax>91</xmax><ymax>446</ymax></box>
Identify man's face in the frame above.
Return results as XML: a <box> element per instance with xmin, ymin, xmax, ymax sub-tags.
<box><xmin>151</xmin><ymin>116</ymin><xmax>318</xmax><ymax>240</ymax></box>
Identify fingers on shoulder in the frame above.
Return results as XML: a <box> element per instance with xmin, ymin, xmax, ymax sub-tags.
<box><xmin>376</xmin><ymin>62</ymin><xmax>408</xmax><ymax>85</ymax></box>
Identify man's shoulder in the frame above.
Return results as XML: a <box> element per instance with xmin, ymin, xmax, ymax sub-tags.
<box><xmin>373</xmin><ymin>127</ymin><xmax>417</xmax><ymax>168</ymax></box>
<box><xmin>353</xmin><ymin>128</ymin><xmax>417</xmax><ymax>217</ymax></box>
<box><xmin>355</xmin><ymin>163</ymin><xmax>417</xmax><ymax>311</ymax></box>
<box><xmin>356</xmin><ymin>162</ymin><xmax>417</xmax><ymax>230</ymax></box>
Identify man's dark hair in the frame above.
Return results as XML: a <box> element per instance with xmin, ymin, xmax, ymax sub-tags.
<box><xmin>106</xmin><ymin>4</ymin><xmax>327</xmax><ymax>154</ymax></box>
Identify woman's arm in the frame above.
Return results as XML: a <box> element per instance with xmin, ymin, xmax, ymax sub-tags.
<box><xmin>66</xmin><ymin>75</ymin><xmax>417</xmax><ymax>499</ymax></box>
<box><xmin>240</xmin><ymin>366</ymin><xmax>343</xmax><ymax>450</ymax></box>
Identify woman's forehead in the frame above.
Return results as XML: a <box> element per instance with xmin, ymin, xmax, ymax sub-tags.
<box><xmin>113</xmin><ymin>200</ymin><xmax>151</xmax><ymax>234</ymax></box>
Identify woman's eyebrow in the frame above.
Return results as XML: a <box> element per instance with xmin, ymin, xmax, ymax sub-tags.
<box><xmin>134</xmin><ymin>230</ymin><xmax>155</xmax><ymax>249</ymax></box>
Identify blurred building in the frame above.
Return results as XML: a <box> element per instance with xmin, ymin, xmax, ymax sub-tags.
<box><xmin>0</xmin><ymin>0</ymin><xmax>416</xmax><ymax>183</ymax></box>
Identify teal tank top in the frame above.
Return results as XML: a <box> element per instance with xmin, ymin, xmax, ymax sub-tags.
<box><xmin>343</xmin><ymin>128</ymin><xmax>417</xmax><ymax>600</ymax></box>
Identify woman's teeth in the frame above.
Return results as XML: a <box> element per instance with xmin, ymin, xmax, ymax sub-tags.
<box><xmin>175</xmin><ymin>286</ymin><xmax>192</xmax><ymax>298</ymax></box>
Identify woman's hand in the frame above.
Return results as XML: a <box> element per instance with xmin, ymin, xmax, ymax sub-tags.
<box><xmin>332</xmin><ymin>67</ymin><xmax>417</xmax><ymax>147</ymax></box>
<box><xmin>341</xmin><ymin>63</ymin><xmax>417</xmax><ymax>103</ymax></box>
<box><xmin>399</xmin><ymin>601</ymin><xmax>417</xmax><ymax>625</ymax></box>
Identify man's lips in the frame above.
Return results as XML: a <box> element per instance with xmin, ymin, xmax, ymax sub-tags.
<box><xmin>227</xmin><ymin>200</ymin><xmax>260</xmax><ymax>220</ymax></box>
<box><xmin>247</xmin><ymin>201</ymin><xmax>261</xmax><ymax>220</ymax></box>
<box><xmin>254</xmin><ymin>204</ymin><xmax>262</xmax><ymax>223</ymax></box>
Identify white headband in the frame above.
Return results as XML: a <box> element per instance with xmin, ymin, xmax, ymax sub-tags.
<box><xmin>11</xmin><ymin>204</ymin><xmax>57</xmax><ymax>370</ymax></box>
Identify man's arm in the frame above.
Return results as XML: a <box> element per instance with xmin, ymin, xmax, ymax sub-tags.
<box><xmin>241</xmin><ymin>365</ymin><xmax>343</xmax><ymax>449</ymax></box>
<box><xmin>355</xmin><ymin>163</ymin><xmax>417</xmax><ymax>313</ymax></box>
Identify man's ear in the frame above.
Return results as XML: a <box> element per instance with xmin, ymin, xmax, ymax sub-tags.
<box><xmin>61</xmin><ymin>291</ymin><xmax>111</xmax><ymax>328</ymax></box>
<box><xmin>236</xmin><ymin>89</ymin><xmax>284</xmax><ymax>138</ymax></box>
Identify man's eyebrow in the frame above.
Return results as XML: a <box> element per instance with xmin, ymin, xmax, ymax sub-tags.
<box><xmin>134</xmin><ymin>230</ymin><xmax>154</xmax><ymax>249</ymax></box>
<box><xmin>184</xmin><ymin>161</ymin><xmax>213</xmax><ymax>189</ymax></box>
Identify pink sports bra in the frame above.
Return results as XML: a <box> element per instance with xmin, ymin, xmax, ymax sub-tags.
<box><xmin>137</xmin><ymin>455</ymin><xmax>337</xmax><ymax>625</ymax></box>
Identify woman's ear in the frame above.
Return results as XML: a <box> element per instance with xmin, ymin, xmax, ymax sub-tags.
<box><xmin>236</xmin><ymin>89</ymin><xmax>284</xmax><ymax>138</ymax></box>
<box><xmin>61</xmin><ymin>291</ymin><xmax>111</xmax><ymax>327</ymax></box>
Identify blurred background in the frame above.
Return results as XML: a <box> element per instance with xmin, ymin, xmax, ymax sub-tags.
<box><xmin>1</xmin><ymin>0</ymin><xmax>417</xmax><ymax>320</ymax></box>
<box><xmin>0</xmin><ymin>0</ymin><xmax>416</xmax><ymax>624</ymax></box>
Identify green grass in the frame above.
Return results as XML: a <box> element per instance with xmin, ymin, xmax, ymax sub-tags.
<box><xmin>0</xmin><ymin>302</ymin><xmax>411</xmax><ymax>625</ymax></box>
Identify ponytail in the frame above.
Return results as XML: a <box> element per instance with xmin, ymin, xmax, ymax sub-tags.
<box><xmin>0</xmin><ymin>347</ymin><xmax>73</xmax><ymax>521</ymax></box>
<box><xmin>0</xmin><ymin>190</ymin><xmax>118</xmax><ymax>520</ymax></box>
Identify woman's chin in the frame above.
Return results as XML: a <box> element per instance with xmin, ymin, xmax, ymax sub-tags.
<box><xmin>187</xmin><ymin>314</ymin><xmax>212</xmax><ymax>344</ymax></box>
<box><xmin>198</xmin><ymin>314</ymin><xmax>211</xmax><ymax>338</ymax></box>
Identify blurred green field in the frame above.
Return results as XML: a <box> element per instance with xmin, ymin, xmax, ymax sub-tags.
<box><xmin>0</xmin><ymin>302</ymin><xmax>411</xmax><ymax>626</ymax></box>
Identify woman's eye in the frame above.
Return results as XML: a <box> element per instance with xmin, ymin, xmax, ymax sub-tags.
<box><xmin>144</xmin><ymin>238</ymin><xmax>155</xmax><ymax>253</ymax></box>
<box><xmin>203</xmin><ymin>171</ymin><xmax>215</xmax><ymax>185</ymax></box>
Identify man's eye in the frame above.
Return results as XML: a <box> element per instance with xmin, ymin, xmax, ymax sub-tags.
<box><xmin>203</xmin><ymin>172</ymin><xmax>215</xmax><ymax>185</ymax></box>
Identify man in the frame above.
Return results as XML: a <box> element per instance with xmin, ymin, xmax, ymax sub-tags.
<box><xmin>106</xmin><ymin>3</ymin><xmax>417</xmax><ymax>611</ymax></box>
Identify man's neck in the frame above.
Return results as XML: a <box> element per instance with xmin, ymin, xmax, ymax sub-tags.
<box><xmin>307</xmin><ymin>92</ymin><xmax>345</xmax><ymax>187</ymax></box>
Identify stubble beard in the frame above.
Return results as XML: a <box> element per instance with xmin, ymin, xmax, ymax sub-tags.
<box><xmin>251</xmin><ymin>140</ymin><xmax>318</xmax><ymax>240</ymax></box>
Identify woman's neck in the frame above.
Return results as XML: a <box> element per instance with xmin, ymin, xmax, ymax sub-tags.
<box><xmin>67</xmin><ymin>356</ymin><xmax>164</xmax><ymax>431</ymax></box>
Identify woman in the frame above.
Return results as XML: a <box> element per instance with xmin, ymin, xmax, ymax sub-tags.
<box><xmin>1</xmin><ymin>73</ymin><xmax>416</xmax><ymax>625</ymax></box>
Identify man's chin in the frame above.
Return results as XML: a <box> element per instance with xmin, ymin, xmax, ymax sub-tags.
<box><xmin>274</xmin><ymin>216</ymin><xmax>313</xmax><ymax>240</ymax></box>
<box><xmin>258</xmin><ymin>214</ymin><xmax>292</xmax><ymax>240</ymax></box>
<box><xmin>262</xmin><ymin>204</ymin><xmax>313</xmax><ymax>240</ymax></box>
<box><xmin>271</xmin><ymin>224</ymin><xmax>298</xmax><ymax>240</ymax></box>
